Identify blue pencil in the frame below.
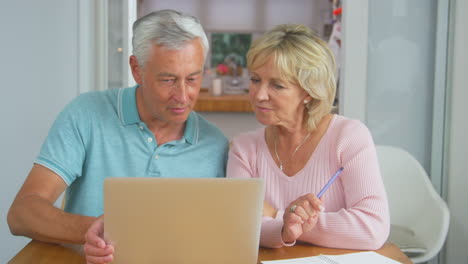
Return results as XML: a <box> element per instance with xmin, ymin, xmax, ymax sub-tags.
<box><xmin>317</xmin><ymin>167</ymin><xmax>344</xmax><ymax>199</ymax></box>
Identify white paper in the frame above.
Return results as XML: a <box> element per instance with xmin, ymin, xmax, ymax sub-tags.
<box><xmin>261</xmin><ymin>251</ymin><xmax>402</xmax><ymax>264</ymax></box>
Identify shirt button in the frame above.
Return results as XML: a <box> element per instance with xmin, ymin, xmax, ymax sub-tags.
<box><xmin>139</xmin><ymin>125</ymin><xmax>144</xmax><ymax>130</ymax></box>
<box><xmin>147</xmin><ymin>137</ymin><xmax>153</xmax><ymax>143</ymax></box>
<box><xmin>155</xmin><ymin>155</ymin><xmax>160</xmax><ymax>160</ymax></box>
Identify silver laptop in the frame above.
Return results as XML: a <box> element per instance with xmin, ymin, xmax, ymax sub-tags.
<box><xmin>104</xmin><ymin>177</ymin><xmax>265</xmax><ymax>264</ymax></box>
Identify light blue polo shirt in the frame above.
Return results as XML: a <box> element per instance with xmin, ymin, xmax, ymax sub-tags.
<box><xmin>36</xmin><ymin>86</ymin><xmax>229</xmax><ymax>217</ymax></box>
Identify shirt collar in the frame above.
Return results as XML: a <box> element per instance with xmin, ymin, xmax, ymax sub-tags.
<box><xmin>119</xmin><ymin>85</ymin><xmax>140</xmax><ymax>125</ymax></box>
<box><xmin>118</xmin><ymin>85</ymin><xmax>199</xmax><ymax>145</ymax></box>
<box><xmin>184</xmin><ymin>112</ymin><xmax>199</xmax><ymax>145</ymax></box>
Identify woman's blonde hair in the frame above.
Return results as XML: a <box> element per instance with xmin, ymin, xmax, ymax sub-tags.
<box><xmin>247</xmin><ymin>24</ymin><xmax>336</xmax><ymax>132</ymax></box>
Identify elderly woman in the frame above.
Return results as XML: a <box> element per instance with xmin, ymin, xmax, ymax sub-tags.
<box><xmin>227</xmin><ymin>24</ymin><xmax>390</xmax><ymax>250</ymax></box>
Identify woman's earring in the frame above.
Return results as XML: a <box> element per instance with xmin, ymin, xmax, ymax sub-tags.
<box><xmin>304</xmin><ymin>100</ymin><xmax>309</xmax><ymax>104</ymax></box>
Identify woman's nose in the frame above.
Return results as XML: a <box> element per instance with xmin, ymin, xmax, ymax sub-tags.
<box><xmin>253</xmin><ymin>83</ymin><xmax>269</xmax><ymax>101</ymax></box>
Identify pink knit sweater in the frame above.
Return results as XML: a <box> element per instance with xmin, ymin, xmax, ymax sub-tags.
<box><xmin>227</xmin><ymin>115</ymin><xmax>390</xmax><ymax>250</ymax></box>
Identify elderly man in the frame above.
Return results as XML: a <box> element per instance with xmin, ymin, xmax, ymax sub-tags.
<box><xmin>7</xmin><ymin>9</ymin><xmax>228</xmax><ymax>247</ymax></box>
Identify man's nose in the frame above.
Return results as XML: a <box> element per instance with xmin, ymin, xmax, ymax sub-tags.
<box><xmin>173</xmin><ymin>81</ymin><xmax>188</xmax><ymax>103</ymax></box>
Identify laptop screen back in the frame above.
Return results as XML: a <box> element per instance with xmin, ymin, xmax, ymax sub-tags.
<box><xmin>104</xmin><ymin>177</ymin><xmax>265</xmax><ymax>264</ymax></box>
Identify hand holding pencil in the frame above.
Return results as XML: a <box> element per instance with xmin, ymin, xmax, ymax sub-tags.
<box><xmin>281</xmin><ymin>167</ymin><xmax>344</xmax><ymax>244</ymax></box>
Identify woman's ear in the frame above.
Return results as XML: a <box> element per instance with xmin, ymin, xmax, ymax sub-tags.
<box><xmin>303</xmin><ymin>95</ymin><xmax>313</xmax><ymax>104</ymax></box>
<box><xmin>129</xmin><ymin>55</ymin><xmax>143</xmax><ymax>84</ymax></box>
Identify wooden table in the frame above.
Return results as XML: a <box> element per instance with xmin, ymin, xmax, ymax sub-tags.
<box><xmin>194</xmin><ymin>91</ymin><xmax>252</xmax><ymax>112</ymax></box>
<box><xmin>9</xmin><ymin>240</ymin><xmax>412</xmax><ymax>264</ymax></box>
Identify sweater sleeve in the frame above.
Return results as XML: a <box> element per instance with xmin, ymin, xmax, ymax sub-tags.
<box><xmin>260</xmin><ymin>211</ymin><xmax>298</xmax><ymax>248</ymax></box>
<box><xmin>297</xmin><ymin>121</ymin><xmax>390</xmax><ymax>250</ymax></box>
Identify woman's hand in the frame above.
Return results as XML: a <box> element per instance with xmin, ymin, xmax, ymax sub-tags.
<box><xmin>83</xmin><ymin>216</ymin><xmax>114</xmax><ymax>264</ymax></box>
<box><xmin>282</xmin><ymin>194</ymin><xmax>323</xmax><ymax>244</ymax></box>
<box><xmin>263</xmin><ymin>200</ymin><xmax>278</xmax><ymax>218</ymax></box>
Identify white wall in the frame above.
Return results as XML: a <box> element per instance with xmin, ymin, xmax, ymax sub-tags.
<box><xmin>0</xmin><ymin>1</ymin><xmax>79</xmax><ymax>262</ymax></box>
<box><xmin>445</xmin><ymin>0</ymin><xmax>468</xmax><ymax>263</ymax></box>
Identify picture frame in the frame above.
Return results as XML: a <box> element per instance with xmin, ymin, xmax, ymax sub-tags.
<box><xmin>209</xmin><ymin>32</ymin><xmax>252</xmax><ymax>69</ymax></box>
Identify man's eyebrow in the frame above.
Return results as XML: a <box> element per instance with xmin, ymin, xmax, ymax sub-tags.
<box><xmin>157</xmin><ymin>72</ymin><xmax>177</xmax><ymax>77</ymax></box>
<box><xmin>188</xmin><ymin>70</ymin><xmax>203</xmax><ymax>76</ymax></box>
<box><xmin>156</xmin><ymin>70</ymin><xmax>203</xmax><ymax>77</ymax></box>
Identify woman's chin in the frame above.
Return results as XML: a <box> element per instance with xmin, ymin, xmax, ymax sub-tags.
<box><xmin>255</xmin><ymin>116</ymin><xmax>274</xmax><ymax>126</ymax></box>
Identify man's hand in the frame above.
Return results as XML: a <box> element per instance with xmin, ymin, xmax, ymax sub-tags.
<box><xmin>83</xmin><ymin>216</ymin><xmax>114</xmax><ymax>264</ymax></box>
<box><xmin>281</xmin><ymin>194</ymin><xmax>323</xmax><ymax>244</ymax></box>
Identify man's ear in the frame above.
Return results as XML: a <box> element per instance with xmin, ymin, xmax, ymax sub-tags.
<box><xmin>129</xmin><ymin>55</ymin><xmax>143</xmax><ymax>84</ymax></box>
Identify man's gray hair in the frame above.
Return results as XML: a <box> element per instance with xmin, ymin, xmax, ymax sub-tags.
<box><xmin>132</xmin><ymin>9</ymin><xmax>209</xmax><ymax>67</ymax></box>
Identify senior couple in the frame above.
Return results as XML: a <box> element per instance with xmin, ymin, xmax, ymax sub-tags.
<box><xmin>7</xmin><ymin>9</ymin><xmax>389</xmax><ymax>264</ymax></box>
